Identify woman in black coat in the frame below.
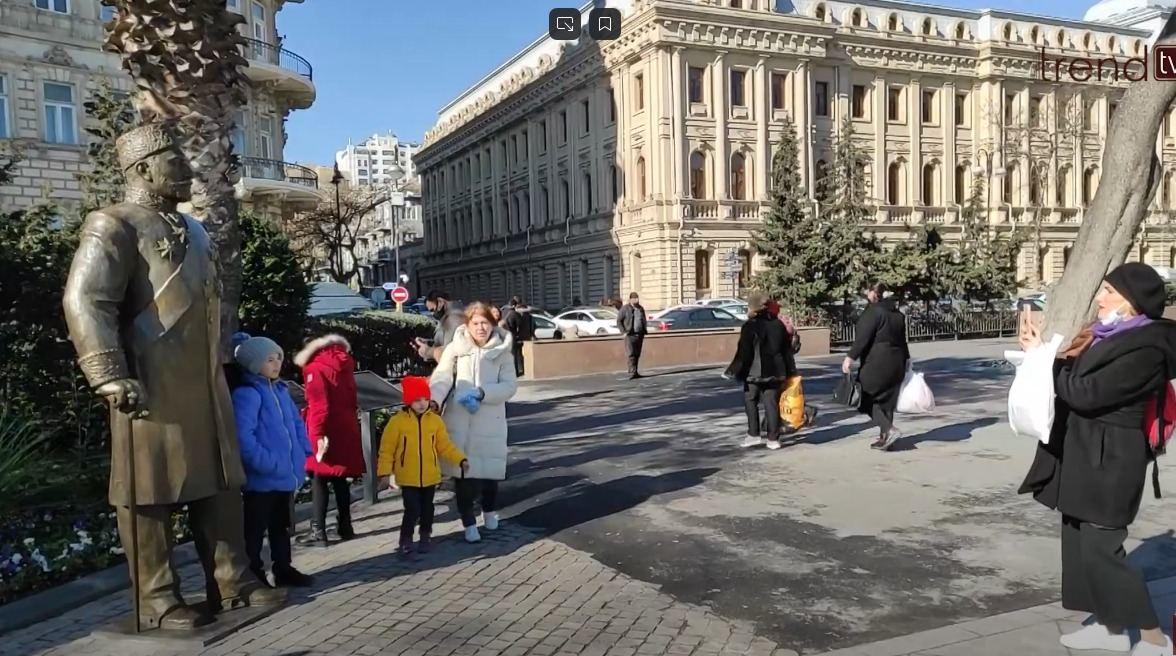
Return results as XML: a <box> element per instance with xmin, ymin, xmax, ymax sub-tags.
<box><xmin>842</xmin><ymin>283</ymin><xmax>910</xmax><ymax>451</ymax></box>
<box><xmin>726</xmin><ymin>295</ymin><xmax>795</xmax><ymax>450</ymax></box>
<box><xmin>1019</xmin><ymin>263</ymin><xmax>1176</xmax><ymax>656</ymax></box>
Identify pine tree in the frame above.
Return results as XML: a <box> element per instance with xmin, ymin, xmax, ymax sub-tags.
<box><xmin>752</xmin><ymin>114</ymin><xmax>810</xmax><ymax>311</ymax></box>
<box><xmin>811</xmin><ymin>118</ymin><xmax>880</xmax><ymax>305</ymax></box>
<box><xmin>957</xmin><ymin>172</ymin><xmax>1023</xmax><ymax>304</ymax></box>
<box><xmin>238</xmin><ymin>209</ymin><xmax>311</xmax><ymax>355</ymax></box>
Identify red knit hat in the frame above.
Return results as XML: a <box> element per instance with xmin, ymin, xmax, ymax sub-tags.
<box><xmin>765</xmin><ymin>300</ymin><xmax>781</xmax><ymax>317</ymax></box>
<box><xmin>401</xmin><ymin>376</ymin><xmax>431</xmax><ymax>406</ymax></box>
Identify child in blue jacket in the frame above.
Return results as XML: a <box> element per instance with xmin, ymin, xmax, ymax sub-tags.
<box><xmin>232</xmin><ymin>336</ymin><xmax>315</xmax><ymax>588</ymax></box>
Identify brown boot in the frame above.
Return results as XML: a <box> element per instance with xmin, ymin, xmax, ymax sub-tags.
<box><xmin>141</xmin><ymin>603</ymin><xmax>214</xmax><ymax>630</ymax></box>
<box><xmin>212</xmin><ymin>576</ymin><xmax>286</xmax><ymax>614</ymax></box>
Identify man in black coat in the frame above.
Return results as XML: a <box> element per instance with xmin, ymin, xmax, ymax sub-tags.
<box><xmin>617</xmin><ymin>292</ymin><xmax>647</xmax><ymax>379</ymax></box>
<box><xmin>726</xmin><ymin>295</ymin><xmax>795</xmax><ymax>450</ymax></box>
<box><xmin>503</xmin><ymin>297</ymin><xmax>535</xmax><ymax>377</ymax></box>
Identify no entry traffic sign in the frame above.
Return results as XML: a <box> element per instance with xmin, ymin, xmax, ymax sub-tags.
<box><xmin>390</xmin><ymin>286</ymin><xmax>411</xmax><ymax>304</ymax></box>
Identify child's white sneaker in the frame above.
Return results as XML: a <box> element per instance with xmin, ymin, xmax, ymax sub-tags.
<box><xmin>464</xmin><ymin>526</ymin><xmax>481</xmax><ymax>543</ymax></box>
<box><xmin>483</xmin><ymin>512</ymin><xmax>499</xmax><ymax>530</ymax></box>
<box><xmin>765</xmin><ymin>439</ymin><xmax>782</xmax><ymax>450</ymax></box>
<box><xmin>739</xmin><ymin>436</ymin><xmax>764</xmax><ymax>448</ymax></box>
<box><xmin>1059</xmin><ymin>623</ymin><xmax>1130</xmax><ymax>652</ymax></box>
<box><xmin>1130</xmin><ymin>636</ymin><xmax>1174</xmax><ymax>656</ymax></box>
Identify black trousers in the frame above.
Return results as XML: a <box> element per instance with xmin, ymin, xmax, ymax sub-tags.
<box><xmin>625</xmin><ymin>334</ymin><xmax>645</xmax><ymax>375</ymax></box>
<box><xmin>243</xmin><ymin>491</ymin><xmax>292</xmax><ymax>574</ymax></box>
<box><xmin>744</xmin><ymin>381</ymin><xmax>781</xmax><ymax>439</ymax></box>
<box><xmin>871</xmin><ymin>405</ymin><xmax>895</xmax><ymax>436</ymax></box>
<box><xmin>1061</xmin><ymin>515</ymin><xmax>1159</xmax><ymax>629</ymax></box>
<box><xmin>399</xmin><ymin>485</ymin><xmax>437</xmax><ymax>545</ymax></box>
<box><xmin>455</xmin><ymin>478</ymin><xmax>499</xmax><ymax>527</ymax></box>
<box><xmin>512</xmin><ymin>342</ymin><xmax>525</xmax><ymax>377</ymax></box>
<box><xmin>311</xmin><ymin>474</ymin><xmax>351</xmax><ymax>529</ymax></box>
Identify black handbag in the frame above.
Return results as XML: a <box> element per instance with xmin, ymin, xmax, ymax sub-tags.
<box><xmin>833</xmin><ymin>372</ymin><xmax>861</xmax><ymax>409</ymax></box>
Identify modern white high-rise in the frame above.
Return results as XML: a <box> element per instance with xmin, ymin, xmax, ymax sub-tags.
<box><xmin>335</xmin><ymin>132</ymin><xmax>420</xmax><ymax>186</ymax></box>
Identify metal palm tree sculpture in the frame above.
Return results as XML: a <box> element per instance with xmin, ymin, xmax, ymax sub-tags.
<box><xmin>102</xmin><ymin>0</ymin><xmax>249</xmax><ymax>351</ymax></box>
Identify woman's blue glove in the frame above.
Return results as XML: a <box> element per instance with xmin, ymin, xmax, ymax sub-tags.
<box><xmin>456</xmin><ymin>389</ymin><xmax>481</xmax><ymax>413</ymax></box>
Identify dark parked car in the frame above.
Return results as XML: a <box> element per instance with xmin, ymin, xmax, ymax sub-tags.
<box><xmin>652</xmin><ymin>307</ymin><xmax>743</xmax><ymax>331</ymax></box>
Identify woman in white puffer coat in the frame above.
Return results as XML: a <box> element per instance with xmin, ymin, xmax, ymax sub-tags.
<box><xmin>430</xmin><ymin>302</ymin><xmax>518</xmax><ymax>543</ymax></box>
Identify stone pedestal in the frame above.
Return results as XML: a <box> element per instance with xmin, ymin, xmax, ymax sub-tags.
<box><xmin>91</xmin><ymin>598</ymin><xmax>282</xmax><ymax>648</ymax></box>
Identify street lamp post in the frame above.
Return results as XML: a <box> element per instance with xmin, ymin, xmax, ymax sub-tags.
<box><xmin>331</xmin><ymin>164</ymin><xmax>344</xmax><ymax>280</ymax></box>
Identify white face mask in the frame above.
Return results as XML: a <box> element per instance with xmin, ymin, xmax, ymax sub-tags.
<box><xmin>1100</xmin><ymin>302</ymin><xmax>1131</xmax><ymax>326</ymax></box>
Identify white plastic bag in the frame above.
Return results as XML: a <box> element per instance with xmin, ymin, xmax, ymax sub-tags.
<box><xmin>897</xmin><ymin>369</ymin><xmax>936</xmax><ymax>413</ymax></box>
<box><xmin>1007</xmin><ymin>334</ymin><xmax>1064</xmax><ymax>443</ymax></box>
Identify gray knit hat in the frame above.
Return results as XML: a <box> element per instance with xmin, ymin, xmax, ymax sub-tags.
<box><xmin>234</xmin><ymin>336</ymin><xmax>283</xmax><ymax>375</ymax></box>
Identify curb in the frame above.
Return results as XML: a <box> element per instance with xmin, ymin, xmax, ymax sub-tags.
<box><xmin>0</xmin><ymin>487</ymin><xmax>363</xmax><ymax>637</ymax></box>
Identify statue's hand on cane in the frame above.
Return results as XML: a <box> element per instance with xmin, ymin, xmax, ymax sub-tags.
<box><xmin>97</xmin><ymin>379</ymin><xmax>149</xmax><ymax>419</ymax></box>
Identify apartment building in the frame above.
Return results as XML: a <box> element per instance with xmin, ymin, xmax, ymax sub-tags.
<box><xmin>415</xmin><ymin>0</ymin><xmax>1176</xmax><ymax>310</ymax></box>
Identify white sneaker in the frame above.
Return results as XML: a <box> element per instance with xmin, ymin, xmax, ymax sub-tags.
<box><xmin>1131</xmin><ymin>636</ymin><xmax>1175</xmax><ymax>656</ymax></box>
<box><xmin>1059</xmin><ymin>623</ymin><xmax>1130</xmax><ymax>652</ymax></box>
<box><xmin>740</xmin><ymin>436</ymin><xmax>764</xmax><ymax>448</ymax></box>
<box><xmin>464</xmin><ymin>526</ymin><xmax>481</xmax><ymax>543</ymax></box>
<box><xmin>764</xmin><ymin>439</ymin><xmax>782</xmax><ymax>450</ymax></box>
<box><xmin>483</xmin><ymin>512</ymin><xmax>499</xmax><ymax>530</ymax></box>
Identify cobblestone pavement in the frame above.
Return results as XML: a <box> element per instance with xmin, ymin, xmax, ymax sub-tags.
<box><xmin>3</xmin><ymin>490</ymin><xmax>798</xmax><ymax>656</ymax></box>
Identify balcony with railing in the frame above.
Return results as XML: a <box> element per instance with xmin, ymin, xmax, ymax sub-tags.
<box><xmin>237</xmin><ymin>157</ymin><xmax>323</xmax><ymax>208</ymax></box>
<box><xmin>240</xmin><ymin>37</ymin><xmax>316</xmax><ymax>108</ymax></box>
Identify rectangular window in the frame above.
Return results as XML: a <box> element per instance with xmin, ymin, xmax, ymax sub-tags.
<box><xmin>635</xmin><ymin>73</ymin><xmax>644</xmax><ymax>111</ymax></box>
<box><xmin>510</xmin><ymin>135</ymin><xmax>518</xmax><ymax>164</ymax></box>
<box><xmin>730</xmin><ymin>69</ymin><xmax>746</xmax><ymax>107</ymax></box>
<box><xmin>851</xmin><ymin>85</ymin><xmax>867</xmax><ymax>119</ymax></box>
<box><xmin>230</xmin><ymin>111</ymin><xmax>245</xmax><ymax>155</ymax></box>
<box><xmin>34</xmin><ymin>0</ymin><xmax>69</xmax><ymax>13</ymax></box>
<box><xmin>582</xmin><ymin>99</ymin><xmax>590</xmax><ymax>134</ymax></box>
<box><xmin>42</xmin><ymin>82</ymin><xmax>77</xmax><ymax>145</ymax></box>
<box><xmin>688</xmin><ymin>66</ymin><xmax>705</xmax><ymax>104</ymax></box>
<box><xmin>608</xmin><ymin>88</ymin><xmax>616</xmax><ymax>123</ymax></box>
<box><xmin>539</xmin><ymin>120</ymin><xmax>547</xmax><ymax>151</ymax></box>
<box><xmin>1030</xmin><ymin>95</ymin><xmax>1043</xmax><ymax>127</ymax></box>
<box><xmin>257</xmin><ymin>116</ymin><xmax>272</xmax><ymax>158</ymax></box>
<box><xmin>227</xmin><ymin>0</ymin><xmax>241</xmax><ymax>10</ymax></box>
<box><xmin>921</xmin><ymin>89</ymin><xmax>937</xmax><ymax>124</ymax></box>
<box><xmin>251</xmin><ymin>1</ymin><xmax>266</xmax><ymax>41</ymax></box>
<box><xmin>1004</xmin><ymin>92</ymin><xmax>1015</xmax><ymax>125</ymax></box>
<box><xmin>0</xmin><ymin>76</ymin><xmax>8</xmax><ymax>139</ymax></box>
<box><xmin>814</xmin><ymin>81</ymin><xmax>829</xmax><ymax>117</ymax></box>
<box><xmin>521</xmin><ymin>129</ymin><xmax>528</xmax><ymax>159</ymax></box>
<box><xmin>887</xmin><ymin>87</ymin><xmax>903</xmax><ymax>122</ymax></box>
<box><xmin>771</xmin><ymin>72</ymin><xmax>787</xmax><ymax>110</ymax></box>
<box><xmin>955</xmin><ymin>92</ymin><xmax>968</xmax><ymax>127</ymax></box>
<box><xmin>559</xmin><ymin>110</ymin><xmax>567</xmax><ymax>142</ymax></box>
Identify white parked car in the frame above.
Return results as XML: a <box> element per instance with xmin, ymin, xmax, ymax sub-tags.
<box><xmin>532</xmin><ymin>314</ymin><xmax>563</xmax><ymax>340</ymax></box>
<box><xmin>553</xmin><ymin>308</ymin><xmax>622</xmax><ymax>336</ymax></box>
<box><xmin>695</xmin><ymin>297</ymin><xmax>743</xmax><ymax>307</ymax></box>
<box><xmin>715</xmin><ymin>302</ymin><xmax>748</xmax><ymax>320</ymax></box>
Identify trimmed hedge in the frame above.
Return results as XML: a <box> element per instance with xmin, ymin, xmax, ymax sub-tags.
<box><xmin>306</xmin><ymin>311</ymin><xmax>436</xmax><ymax>380</ymax></box>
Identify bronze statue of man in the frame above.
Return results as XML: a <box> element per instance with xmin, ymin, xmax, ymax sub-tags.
<box><xmin>63</xmin><ymin>122</ymin><xmax>283</xmax><ymax>630</ymax></box>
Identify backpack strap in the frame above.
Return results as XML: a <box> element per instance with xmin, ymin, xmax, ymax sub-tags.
<box><xmin>1152</xmin><ymin>383</ymin><xmax>1168</xmax><ymax>499</ymax></box>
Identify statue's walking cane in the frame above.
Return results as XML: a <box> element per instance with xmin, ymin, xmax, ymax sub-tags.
<box><xmin>120</xmin><ymin>403</ymin><xmax>142</xmax><ymax>634</ymax></box>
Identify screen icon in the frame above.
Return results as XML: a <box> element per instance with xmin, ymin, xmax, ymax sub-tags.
<box><xmin>549</xmin><ymin>8</ymin><xmax>581</xmax><ymax>41</ymax></box>
<box><xmin>589</xmin><ymin>7</ymin><xmax>622</xmax><ymax>40</ymax></box>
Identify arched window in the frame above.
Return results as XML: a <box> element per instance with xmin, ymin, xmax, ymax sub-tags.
<box><xmin>921</xmin><ymin>18</ymin><xmax>933</xmax><ymax>36</ymax></box>
<box><xmin>1134</xmin><ymin>39</ymin><xmax>1144</xmax><ymax>55</ymax></box>
<box><xmin>921</xmin><ymin>162</ymin><xmax>937</xmax><ymax>205</ymax></box>
<box><xmin>851</xmin><ymin>8</ymin><xmax>865</xmax><ymax>27</ymax></box>
<box><xmin>1029</xmin><ymin>167</ymin><xmax>1044</xmax><ymax>206</ymax></box>
<box><xmin>583</xmin><ymin>172</ymin><xmax>593</xmax><ymax>214</ymax></box>
<box><xmin>1029</xmin><ymin>26</ymin><xmax>1040</xmax><ymax>44</ymax></box>
<box><xmin>954</xmin><ymin>22</ymin><xmax>966</xmax><ymax>39</ymax></box>
<box><xmin>1082</xmin><ymin>32</ymin><xmax>1093</xmax><ymax>50</ymax></box>
<box><xmin>887</xmin><ymin>160</ymin><xmax>905</xmax><ymax>205</ymax></box>
<box><xmin>731</xmin><ymin>152</ymin><xmax>747</xmax><ymax>200</ymax></box>
<box><xmin>813</xmin><ymin>3</ymin><xmax>826</xmax><ymax>20</ymax></box>
<box><xmin>1107</xmin><ymin>36</ymin><xmax>1117</xmax><ymax>54</ymax></box>
<box><xmin>694</xmin><ymin>250</ymin><xmax>711</xmax><ymax>292</ymax></box>
<box><xmin>1056</xmin><ymin>29</ymin><xmax>1067</xmax><ymax>48</ymax></box>
<box><xmin>954</xmin><ymin>164</ymin><xmax>968</xmax><ymax>204</ymax></box>
<box><xmin>636</xmin><ymin>156</ymin><xmax>647</xmax><ymax>199</ymax></box>
<box><xmin>887</xmin><ymin>13</ymin><xmax>900</xmax><ymax>31</ymax></box>
<box><xmin>1003</xmin><ymin>162</ymin><xmax>1018</xmax><ymax>204</ymax></box>
<box><xmin>1056</xmin><ymin>166</ymin><xmax>1071</xmax><ymax>206</ymax></box>
<box><xmin>561</xmin><ymin>178</ymin><xmax>571</xmax><ymax>218</ymax></box>
<box><xmin>1083</xmin><ymin>166</ymin><xmax>1098</xmax><ymax>205</ymax></box>
<box><xmin>1002</xmin><ymin>23</ymin><xmax>1014</xmax><ymax>41</ymax></box>
<box><xmin>690</xmin><ymin>151</ymin><xmax>707</xmax><ymax>199</ymax></box>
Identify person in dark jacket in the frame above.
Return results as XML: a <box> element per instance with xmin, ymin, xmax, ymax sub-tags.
<box><xmin>843</xmin><ymin>283</ymin><xmax>910</xmax><ymax>451</ymax></box>
<box><xmin>726</xmin><ymin>294</ymin><xmax>795</xmax><ymax>450</ymax></box>
<box><xmin>232</xmin><ymin>336</ymin><xmax>314</xmax><ymax>588</ymax></box>
<box><xmin>617</xmin><ymin>293</ymin><xmax>648</xmax><ymax>379</ymax></box>
<box><xmin>503</xmin><ymin>297</ymin><xmax>535</xmax><ymax>377</ymax></box>
<box><xmin>1018</xmin><ymin>263</ymin><xmax>1176</xmax><ymax>656</ymax></box>
<box><xmin>294</xmin><ymin>334</ymin><xmax>365</xmax><ymax>547</ymax></box>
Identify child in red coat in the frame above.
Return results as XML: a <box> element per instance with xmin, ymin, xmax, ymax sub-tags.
<box><xmin>295</xmin><ymin>334</ymin><xmax>366</xmax><ymax>546</ymax></box>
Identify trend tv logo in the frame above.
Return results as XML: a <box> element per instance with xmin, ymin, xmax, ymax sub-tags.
<box><xmin>1038</xmin><ymin>46</ymin><xmax>1176</xmax><ymax>81</ymax></box>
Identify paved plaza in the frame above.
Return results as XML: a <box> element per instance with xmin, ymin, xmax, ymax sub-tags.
<box><xmin>6</xmin><ymin>338</ymin><xmax>1176</xmax><ymax>656</ymax></box>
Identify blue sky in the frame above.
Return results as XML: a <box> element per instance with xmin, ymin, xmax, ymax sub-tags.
<box><xmin>279</xmin><ymin>0</ymin><xmax>1090</xmax><ymax>166</ymax></box>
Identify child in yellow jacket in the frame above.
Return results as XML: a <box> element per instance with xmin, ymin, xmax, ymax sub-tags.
<box><xmin>379</xmin><ymin>376</ymin><xmax>468</xmax><ymax>556</ymax></box>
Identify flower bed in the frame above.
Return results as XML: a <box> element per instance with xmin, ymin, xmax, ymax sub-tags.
<box><xmin>1</xmin><ymin>505</ymin><xmax>122</xmax><ymax>605</ymax></box>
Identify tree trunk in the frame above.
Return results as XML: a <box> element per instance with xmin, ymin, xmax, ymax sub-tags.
<box><xmin>1042</xmin><ymin>11</ymin><xmax>1176</xmax><ymax>342</ymax></box>
<box><xmin>104</xmin><ymin>0</ymin><xmax>248</xmax><ymax>354</ymax></box>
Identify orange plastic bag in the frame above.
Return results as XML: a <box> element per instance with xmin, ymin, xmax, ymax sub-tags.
<box><xmin>780</xmin><ymin>376</ymin><xmax>805</xmax><ymax>430</ymax></box>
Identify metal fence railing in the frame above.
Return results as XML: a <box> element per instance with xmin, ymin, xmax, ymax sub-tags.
<box><xmin>830</xmin><ymin>310</ymin><xmax>1018</xmax><ymax>347</ymax></box>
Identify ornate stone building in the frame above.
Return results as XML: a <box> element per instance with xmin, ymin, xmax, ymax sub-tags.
<box><xmin>0</xmin><ymin>0</ymin><xmax>321</xmax><ymax>221</ymax></box>
<box><xmin>415</xmin><ymin>0</ymin><xmax>1176</xmax><ymax>310</ymax></box>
